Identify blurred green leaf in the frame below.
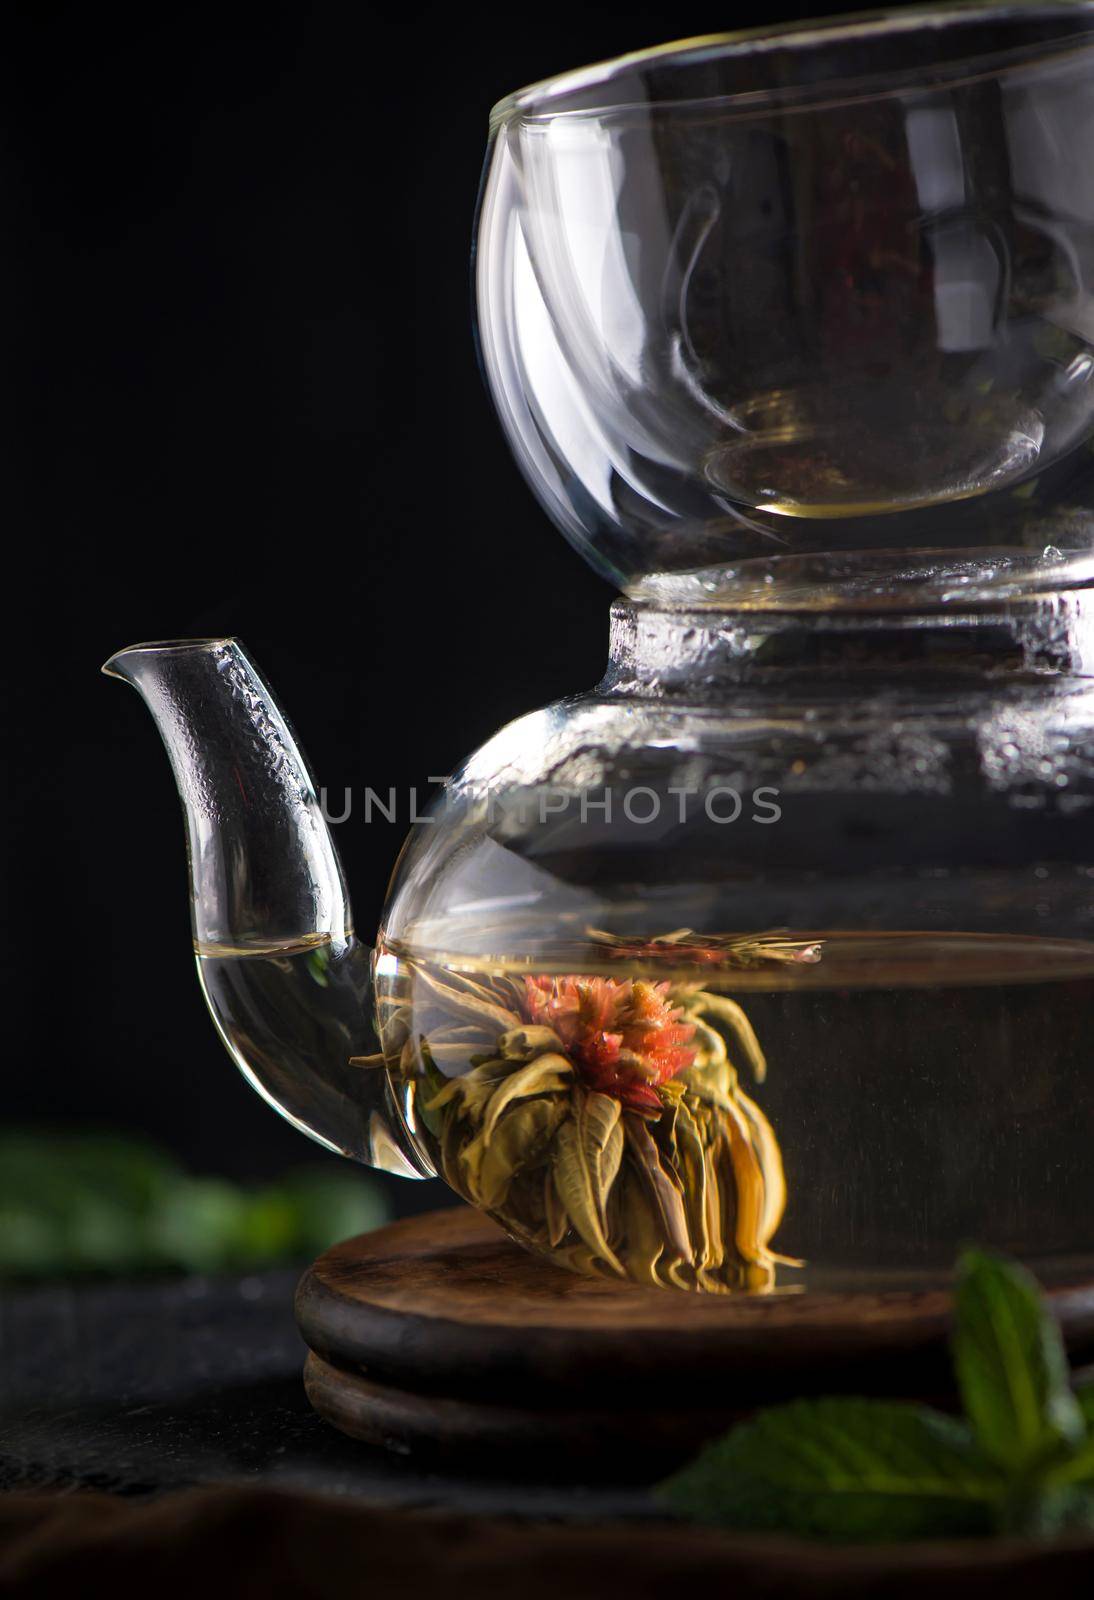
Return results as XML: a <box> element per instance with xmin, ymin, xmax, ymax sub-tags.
<box><xmin>999</xmin><ymin>1483</ymin><xmax>1094</xmax><ymax>1538</ymax></box>
<box><xmin>0</xmin><ymin>1128</ymin><xmax>390</xmax><ymax>1280</ymax></box>
<box><xmin>0</xmin><ymin>1132</ymin><xmax>179</xmax><ymax>1216</ymax></box>
<box><xmin>145</xmin><ymin>1177</ymin><xmax>250</xmax><ymax>1273</ymax></box>
<box><xmin>0</xmin><ymin>1206</ymin><xmax>67</xmax><ymax>1278</ymax></box>
<box><xmin>279</xmin><ymin>1166</ymin><xmax>389</xmax><ymax>1254</ymax></box>
<box><xmin>1076</xmin><ymin>1383</ymin><xmax>1094</xmax><ymax>1430</ymax></box>
<box><xmin>236</xmin><ymin>1188</ymin><xmax>302</xmax><ymax>1263</ymax></box>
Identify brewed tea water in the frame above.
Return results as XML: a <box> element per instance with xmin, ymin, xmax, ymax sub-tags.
<box><xmin>197</xmin><ymin>933</ymin><xmax>380</xmax><ymax>1162</ymax></box>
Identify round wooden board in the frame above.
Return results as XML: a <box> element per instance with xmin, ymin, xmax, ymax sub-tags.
<box><xmin>301</xmin><ymin>1350</ymin><xmax>747</xmax><ymax>1474</ymax></box>
<box><xmin>295</xmin><ymin>1206</ymin><xmax>1094</xmax><ymax>1471</ymax></box>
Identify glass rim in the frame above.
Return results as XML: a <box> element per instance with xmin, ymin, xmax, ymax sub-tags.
<box><xmin>489</xmin><ymin>1</ymin><xmax>1094</xmax><ymax>127</ymax></box>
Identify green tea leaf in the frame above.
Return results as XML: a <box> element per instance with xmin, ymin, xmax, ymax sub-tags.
<box><xmin>658</xmin><ymin>1398</ymin><xmax>1003</xmax><ymax>1542</ymax></box>
<box><xmin>552</xmin><ymin>1093</ymin><xmax>624</xmax><ymax>1274</ymax></box>
<box><xmin>953</xmin><ymin>1250</ymin><xmax>1084</xmax><ymax>1471</ymax></box>
<box><xmin>406</xmin><ymin>961</ymin><xmax>520</xmax><ymax>1033</ymax></box>
<box><xmin>735</xmin><ymin>1088</ymin><xmax>787</xmax><ymax>1250</ymax></box>
<box><xmin>670</xmin><ymin>1100</ymin><xmax>711</xmax><ymax>1270</ymax></box>
<box><xmin>423</xmin><ymin>1058</ymin><xmax>508</xmax><ymax>1118</ymax></box>
<box><xmin>473</xmin><ymin>1096</ymin><xmax>567</xmax><ymax>1211</ymax></box>
<box><xmin>689</xmin><ymin>993</ymin><xmax>767</xmax><ymax>1082</ymax></box>
<box><xmin>481</xmin><ymin>1053</ymin><xmax>573</xmax><ymax>1144</ymax></box>
<box><xmin>624</xmin><ymin>1114</ymin><xmax>691</xmax><ymax>1265</ymax></box>
<box><xmin>543</xmin><ymin>1170</ymin><xmax>568</xmax><ymax>1248</ymax></box>
<box><xmin>618</xmin><ymin>1167</ymin><xmax>667</xmax><ymax>1287</ymax></box>
<box><xmin>496</xmin><ymin>1025</ymin><xmax>564</xmax><ymax>1061</ymax></box>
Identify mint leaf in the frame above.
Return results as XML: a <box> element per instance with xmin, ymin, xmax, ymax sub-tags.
<box><xmin>657</xmin><ymin>1399</ymin><xmax>1002</xmax><ymax>1541</ymax></box>
<box><xmin>1075</xmin><ymin>1383</ymin><xmax>1094</xmax><ymax>1432</ymax></box>
<box><xmin>1039</xmin><ymin>1404</ymin><xmax>1094</xmax><ymax>1494</ymax></box>
<box><xmin>999</xmin><ymin>1483</ymin><xmax>1094</xmax><ymax>1538</ymax></box>
<box><xmin>952</xmin><ymin>1250</ymin><xmax>1083</xmax><ymax>1471</ymax></box>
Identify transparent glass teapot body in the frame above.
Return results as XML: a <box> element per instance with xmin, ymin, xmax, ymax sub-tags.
<box><xmin>476</xmin><ymin>3</ymin><xmax>1094</xmax><ymax>595</ymax></box>
<box><xmin>106</xmin><ymin>593</ymin><xmax>1094</xmax><ymax>1294</ymax></box>
<box><xmin>377</xmin><ymin>594</ymin><xmax>1094</xmax><ymax>1292</ymax></box>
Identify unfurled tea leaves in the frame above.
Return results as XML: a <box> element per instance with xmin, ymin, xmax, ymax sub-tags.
<box><xmin>624</xmin><ymin>1115</ymin><xmax>691</xmax><ymax>1265</ymax></box>
<box><xmin>473</xmin><ymin>1097</ymin><xmax>567</xmax><ymax>1211</ymax></box>
<box><xmin>659</xmin><ymin>1399</ymin><xmax>1002</xmax><ymax>1541</ymax></box>
<box><xmin>496</xmin><ymin>1024</ymin><xmax>563</xmax><ymax>1060</ymax></box>
<box><xmin>687</xmin><ymin>993</ymin><xmax>768</xmax><ymax>1082</ymax></box>
<box><xmin>716</xmin><ymin>1094</ymin><xmax>768</xmax><ymax>1263</ymax></box>
<box><xmin>424</xmin><ymin>1058</ymin><xmax>508</xmax><ymax>1118</ymax></box>
<box><xmin>952</xmin><ymin>1249</ymin><xmax>1084</xmax><ymax>1471</ymax></box>
<box><xmin>552</xmin><ymin>1093</ymin><xmax>624</xmax><ymax>1273</ymax></box>
<box><xmin>406</xmin><ymin>960</ymin><xmax>521</xmax><ymax>1033</ymax></box>
<box><xmin>481</xmin><ymin>1053</ymin><xmax>573</xmax><ymax>1143</ymax></box>
<box><xmin>543</xmin><ymin>1170</ymin><xmax>568</xmax><ymax>1248</ymax></box>
<box><xmin>615</xmin><ymin>1168</ymin><xmax>663</xmax><ymax>1286</ymax></box>
<box><xmin>381</xmin><ymin>957</ymin><xmax>793</xmax><ymax>1291</ymax></box>
<box><xmin>735</xmin><ymin>1091</ymin><xmax>787</xmax><ymax>1248</ymax></box>
<box><xmin>672</xmin><ymin>1100</ymin><xmax>709</xmax><ymax>1265</ymax></box>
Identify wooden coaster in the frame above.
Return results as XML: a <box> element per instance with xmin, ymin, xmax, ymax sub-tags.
<box><xmin>295</xmin><ymin>1207</ymin><xmax>1094</xmax><ymax>1473</ymax></box>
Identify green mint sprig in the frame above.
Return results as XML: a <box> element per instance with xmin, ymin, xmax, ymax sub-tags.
<box><xmin>658</xmin><ymin>1250</ymin><xmax>1094</xmax><ymax>1542</ymax></box>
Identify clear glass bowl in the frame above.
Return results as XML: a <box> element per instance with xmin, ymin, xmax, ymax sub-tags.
<box><xmin>476</xmin><ymin>3</ymin><xmax>1094</xmax><ymax>601</ymax></box>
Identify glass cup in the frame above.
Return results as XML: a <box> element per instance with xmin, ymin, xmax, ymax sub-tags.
<box><xmin>476</xmin><ymin>3</ymin><xmax>1094</xmax><ymax>606</ymax></box>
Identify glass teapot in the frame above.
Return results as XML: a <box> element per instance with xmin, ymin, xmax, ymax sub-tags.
<box><xmin>105</xmin><ymin>4</ymin><xmax>1094</xmax><ymax>1294</ymax></box>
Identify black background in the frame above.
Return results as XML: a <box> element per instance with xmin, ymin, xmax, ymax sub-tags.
<box><xmin>7</xmin><ymin>1</ymin><xmax>855</xmax><ymax>1214</ymax></box>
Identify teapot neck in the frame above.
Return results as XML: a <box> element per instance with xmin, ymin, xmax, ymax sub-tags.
<box><xmin>601</xmin><ymin>592</ymin><xmax>1094</xmax><ymax>699</ymax></box>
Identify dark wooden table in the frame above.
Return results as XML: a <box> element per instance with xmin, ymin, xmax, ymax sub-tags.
<box><xmin>0</xmin><ymin>1266</ymin><xmax>646</xmax><ymax>1519</ymax></box>
<box><xmin>6</xmin><ymin>1259</ymin><xmax>1094</xmax><ymax>1597</ymax></box>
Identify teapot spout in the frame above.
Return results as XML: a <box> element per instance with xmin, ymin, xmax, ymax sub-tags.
<box><xmin>102</xmin><ymin>638</ymin><xmax>349</xmax><ymax>952</ymax></box>
<box><xmin>103</xmin><ymin>638</ymin><xmax>431</xmax><ymax>1178</ymax></box>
